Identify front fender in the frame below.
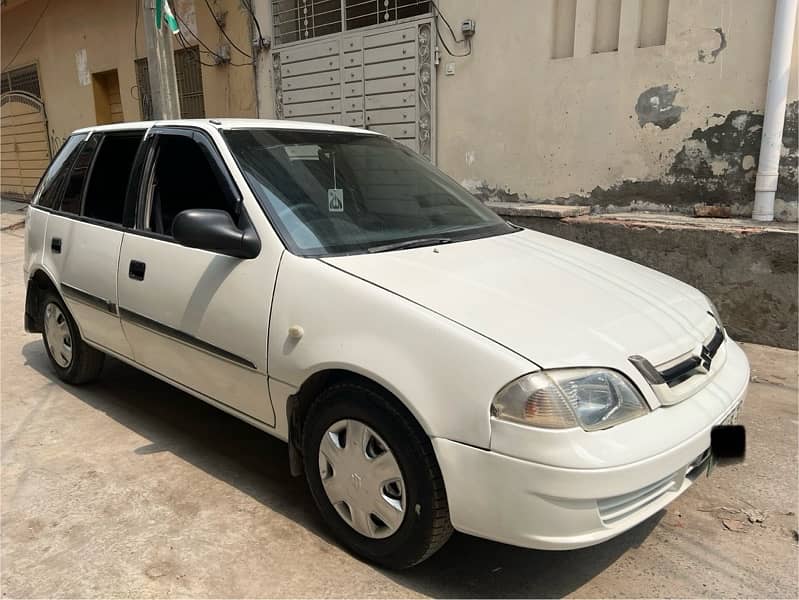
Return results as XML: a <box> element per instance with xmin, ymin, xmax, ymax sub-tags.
<box><xmin>267</xmin><ymin>253</ymin><xmax>535</xmax><ymax>448</ymax></box>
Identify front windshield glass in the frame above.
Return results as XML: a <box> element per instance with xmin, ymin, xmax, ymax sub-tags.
<box><xmin>223</xmin><ymin>129</ymin><xmax>515</xmax><ymax>257</ymax></box>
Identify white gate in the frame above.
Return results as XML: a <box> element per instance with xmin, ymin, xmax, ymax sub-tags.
<box><xmin>272</xmin><ymin>17</ymin><xmax>436</xmax><ymax>162</ymax></box>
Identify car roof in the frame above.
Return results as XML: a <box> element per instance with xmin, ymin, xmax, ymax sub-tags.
<box><xmin>72</xmin><ymin>118</ymin><xmax>380</xmax><ymax>137</ymax></box>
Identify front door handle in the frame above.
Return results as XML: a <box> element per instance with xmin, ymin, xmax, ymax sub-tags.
<box><xmin>129</xmin><ymin>260</ymin><xmax>146</xmax><ymax>281</ymax></box>
<box><xmin>51</xmin><ymin>237</ymin><xmax>62</xmax><ymax>253</ymax></box>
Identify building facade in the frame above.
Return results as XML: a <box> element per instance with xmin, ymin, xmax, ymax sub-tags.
<box><xmin>253</xmin><ymin>0</ymin><xmax>799</xmax><ymax>220</ymax></box>
<box><xmin>3</xmin><ymin>0</ymin><xmax>797</xmax><ymax>219</ymax></box>
<box><xmin>1</xmin><ymin>0</ymin><xmax>259</xmax><ymax>199</ymax></box>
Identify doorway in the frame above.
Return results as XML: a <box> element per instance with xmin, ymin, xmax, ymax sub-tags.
<box><xmin>92</xmin><ymin>69</ymin><xmax>124</xmax><ymax>125</ymax></box>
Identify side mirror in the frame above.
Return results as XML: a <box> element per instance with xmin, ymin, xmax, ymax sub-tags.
<box><xmin>172</xmin><ymin>209</ymin><xmax>260</xmax><ymax>259</ymax></box>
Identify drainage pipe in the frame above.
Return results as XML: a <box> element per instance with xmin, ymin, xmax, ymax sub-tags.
<box><xmin>753</xmin><ymin>0</ymin><xmax>798</xmax><ymax>221</ymax></box>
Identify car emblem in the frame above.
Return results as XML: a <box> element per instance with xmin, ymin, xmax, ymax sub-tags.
<box><xmin>698</xmin><ymin>344</ymin><xmax>713</xmax><ymax>373</ymax></box>
<box><xmin>351</xmin><ymin>473</ymin><xmax>362</xmax><ymax>489</ymax></box>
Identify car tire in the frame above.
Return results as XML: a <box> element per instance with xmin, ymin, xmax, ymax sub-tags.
<box><xmin>303</xmin><ymin>380</ymin><xmax>453</xmax><ymax>569</ymax></box>
<box><xmin>41</xmin><ymin>290</ymin><xmax>105</xmax><ymax>384</ymax></box>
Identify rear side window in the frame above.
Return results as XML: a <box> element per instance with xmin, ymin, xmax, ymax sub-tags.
<box><xmin>83</xmin><ymin>132</ymin><xmax>144</xmax><ymax>224</ymax></box>
<box><xmin>61</xmin><ymin>136</ymin><xmax>99</xmax><ymax>214</ymax></box>
<box><xmin>36</xmin><ymin>135</ymin><xmax>84</xmax><ymax>209</ymax></box>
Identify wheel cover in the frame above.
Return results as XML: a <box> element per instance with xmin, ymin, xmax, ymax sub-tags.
<box><xmin>44</xmin><ymin>303</ymin><xmax>73</xmax><ymax>368</ymax></box>
<box><xmin>318</xmin><ymin>419</ymin><xmax>406</xmax><ymax>539</ymax></box>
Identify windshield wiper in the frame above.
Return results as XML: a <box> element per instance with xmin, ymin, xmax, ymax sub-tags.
<box><xmin>367</xmin><ymin>237</ymin><xmax>452</xmax><ymax>253</ymax></box>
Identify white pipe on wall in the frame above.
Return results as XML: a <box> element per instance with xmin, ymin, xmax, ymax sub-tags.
<box><xmin>753</xmin><ymin>0</ymin><xmax>798</xmax><ymax>221</ymax></box>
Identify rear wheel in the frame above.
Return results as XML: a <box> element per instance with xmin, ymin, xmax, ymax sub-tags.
<box><xmin>41</xmin><ymin>291</ymin><xmax>104</xmax><ymax>384</ymax></box>
<box><xmin>303</xmin><ymin>381</ymin><xmax>453</xmax><ymax>569</ymax></box>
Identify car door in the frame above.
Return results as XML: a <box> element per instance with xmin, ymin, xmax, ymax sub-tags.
<box><xmin>116</xmin><ymin>127</ymin><xmax>279</xmax><ymax>427</ymax></box>
<box><xmin>41</xmin><ymin>131</ymin><xmax>144</xmax><ymax>358</ymax></box>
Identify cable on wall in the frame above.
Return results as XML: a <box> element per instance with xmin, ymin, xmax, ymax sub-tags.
<box><xmin>241</xmin><ymin>0</ymin><xmax>268</xmax><ymax>50</ymax></box>
<box><xmin>175</xmin><ymin>11</ymin><xmax>254</xmax><ymax>66</ymax></box>
<box><xmin>429</xmin><ymin>0</ymin><xmax>472</xmax><ymax>58</ymax></box>
<box><xmin>2</xmin><ymin>0</ymin><xmax>51</xmax><ymax>72</ymax></box>
<box><xmin>202</xmin><ymin>0</ymin><xmax>252</xmax><ymax>58</ymax></box>
<box><xmin>134</xmin><ymin>0</ymin><xmax>141</xmax><ymax>58</ymax></box>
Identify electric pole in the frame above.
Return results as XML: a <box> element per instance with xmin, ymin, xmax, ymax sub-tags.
<box><xmin>143</xmin><ymin>0</ymin><xmax>181</xmax><ymax>119</ymax></box>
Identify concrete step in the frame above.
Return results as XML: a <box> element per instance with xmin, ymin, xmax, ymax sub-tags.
<box><xmin>486</xmin><ymin>201</ymin><xmax>591</xmax><ymax>218</ymax></box>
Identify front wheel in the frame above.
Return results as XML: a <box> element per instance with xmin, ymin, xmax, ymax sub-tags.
<box><xmin>303</xmin><ymin>381</ymin><xmax>453</xmax><ymax>569</ymax></box>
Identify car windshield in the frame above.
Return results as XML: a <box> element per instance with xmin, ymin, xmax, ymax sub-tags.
<box><xmin>223</xmin><ymin>129</ymin><xmax>516</xmax><ymax>257</ymax></box>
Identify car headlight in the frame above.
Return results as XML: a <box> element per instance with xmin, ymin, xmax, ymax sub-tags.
<box><xmin>704</xmin><ymin>295</ymin><xmax>724</xmax><ymax>330</ymax></box>
<box><xmin>491</xmin><ymin>369</ymin><xmax>649</xmax><ymax>431</ymax></box>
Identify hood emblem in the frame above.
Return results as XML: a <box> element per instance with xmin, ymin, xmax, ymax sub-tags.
<box><xmin>698</xmin><ymin>344</ymin><xmax>714</xmax><ymax>372</ymax></box>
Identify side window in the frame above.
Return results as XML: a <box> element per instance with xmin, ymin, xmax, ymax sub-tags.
<box><xmin>61</xmin><ymin>137</ymin><xmax>99</xmax><ymax>214</ymax></box>
<box><xmin>36</xmin><ymin>135</ymin><xmax>84</xmax><ymax>209</ymax></box>
<box><xmin>83</xmin><ymin>132</ymin><xmax>145</xmax><ymax>224</ymax></box>
<box><xmin>147</xmin><ymin>134</ymin><xmax>236</xmax><ymax>236</ymax></box>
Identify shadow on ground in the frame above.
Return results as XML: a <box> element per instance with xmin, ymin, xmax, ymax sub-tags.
<box><xmin>22</xmin><ymin>340</ymin><xmax>662</xmax><ymax>598</ymax></box>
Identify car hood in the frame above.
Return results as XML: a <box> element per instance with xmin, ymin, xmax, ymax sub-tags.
<box><xmin>321</xmin><ymin>229</ymin><xmax>716</xmax><ymax>372</ymax></box>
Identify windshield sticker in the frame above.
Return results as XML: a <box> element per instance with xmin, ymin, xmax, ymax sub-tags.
<box><xmin>328</xmin><ymin>189</ymin><xmax>344</xmax><ymax>212</ymax></box>
<box><xmin>284</xmin><ymin>145</ymin><xmax>320</xmax><ymax>160</ymax></box>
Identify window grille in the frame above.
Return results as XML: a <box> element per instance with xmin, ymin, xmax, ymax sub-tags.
<box><xmin>1</xmin><ymin>64</ymin><xmax>41</xmax><ymax>97</ymax></box>
<box><xmin>272</xmin><ymin>0</ymin><xmax>430</xmax><ymax>46</ymax></box>
<box><xmin>134</xmin><ymin>47</ymin><xmax>206</xmax><ymax>120</ymax></box>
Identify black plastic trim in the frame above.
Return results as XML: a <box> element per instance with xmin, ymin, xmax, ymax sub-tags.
<box><xmin>118</xmin><ymin>307</ymin><xmax>258</xmax><ymax>370</ymax></box>
<box><xmin>61</xmin><ymin>283</ymin><xmax>118</xmax><ymax>315</ymax></box>
<box><xmin>657</xmin><ymin>327</ymin><xmax>725</xmax><ymax>387</ymax></box>
<box><xmin>659</xmin><ymin>356</ymin><xmax>702</xmax><ymax>383</ymax></box>
<box><xmin>628</xmin><ymin>354</ymin><xmax>666</xmax><ymax>385</ymax></box>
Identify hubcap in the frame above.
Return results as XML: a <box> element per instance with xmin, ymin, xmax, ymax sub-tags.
<box><xmin>318</xmin><ymin>419</ymin><xmax>406</xmax><ymax>539</ymax></box>
<box><xmin>44</xmin><ymin>303</ymin><xmax>72</xmax><ymax>368</ymax></box>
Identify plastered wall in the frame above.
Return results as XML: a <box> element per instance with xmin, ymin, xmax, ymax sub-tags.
<box><xmin>253</xmin><ymin>0</ymin><xmax>799</xmax><ymax>220</ymax></box>
<box><xmin>1</xmin><ymin>0</ymin><xmax>257</xmax><ymax>151</ymax></box>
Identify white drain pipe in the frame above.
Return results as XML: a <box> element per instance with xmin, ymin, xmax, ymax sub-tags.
<box><xmin>753</xmin><ymin>0</ymin><xmax>798</xmax><ymax>221</ymax></box>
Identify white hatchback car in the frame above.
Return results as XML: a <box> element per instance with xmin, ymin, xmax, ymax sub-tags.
<box><xmin>24</xmin><ymin>119</ymin><xmax>748</xmax><ymax>568</ymax></box>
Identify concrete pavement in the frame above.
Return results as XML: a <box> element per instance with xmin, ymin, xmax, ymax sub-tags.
<box><xmin>1</xmin><ymin>226</ymin><xmax>797</xmax><ymax>598</ymax></box>
<box><xmin>1</xmin><ymin>198</ymin><xmax>27</xmax><ymax>231</ymax></box>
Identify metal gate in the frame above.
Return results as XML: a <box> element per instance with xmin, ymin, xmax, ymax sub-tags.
<box><xmin>272</xmin><ymin>18</ymin><xmax>436</xmax><ymax>162</ymax></box>
<box><xmin>1</xmin><ymin>91</ymin><xmax>52</xmax><ymax>199</ymax></box>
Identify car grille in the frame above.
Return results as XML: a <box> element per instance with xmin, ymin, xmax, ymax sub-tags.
<box><xmin>629</xmin><ymin>324</ymin><xmax>726</xmax><ymax>406</ymax></box>
<box><xmin>658</xmin><ymin>327</ymin><xmax>724</xmax><ymax>387</ymax></box>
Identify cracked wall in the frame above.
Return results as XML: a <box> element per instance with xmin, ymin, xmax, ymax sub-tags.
<box><xmin>435</xmin><ymin>0</ymin><xmax>799</xmax><ymax>221</ymax></box>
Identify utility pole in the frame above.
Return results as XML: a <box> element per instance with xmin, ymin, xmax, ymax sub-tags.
<box><xmin>143</xmin><ymin>0</ymin><xmax>181</xmax><ymax>119</ymax></box>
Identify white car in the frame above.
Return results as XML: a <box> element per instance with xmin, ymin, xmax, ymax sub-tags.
<box><xmin>23</xmin><ymin>119</ymin><xmax>748</xmax><ymax>568</ymax></box>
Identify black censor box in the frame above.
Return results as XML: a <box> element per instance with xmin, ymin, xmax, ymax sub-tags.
<box><xmin>710</xmin><ymin>425</ymin><xmax>746</xmax><ymax>464</ymax></box>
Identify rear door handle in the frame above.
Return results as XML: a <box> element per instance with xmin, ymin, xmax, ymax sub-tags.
<box><xmin>51</xmin><ymin>237</ymin><xmax>62</xmax><ymax>253</ymax></box>
<box><xmin>129</xmin><ymin>260</ymin><xmax>146</xmax><ymax>281</ymax></box>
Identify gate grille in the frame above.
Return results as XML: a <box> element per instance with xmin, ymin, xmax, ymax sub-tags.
<box><xmin>1</xmin><ymin>64</ymin><xmax>41</xmax><ymax>97</ymax></box>
<box><xmin>272</xmin><ymin>0</ymin><xmax>430</xmax><ymax>46</ymax></box>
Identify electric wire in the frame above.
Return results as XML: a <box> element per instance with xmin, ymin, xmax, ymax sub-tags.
<box><xmin>202</xmin><ymin>0</ymin><xmax>252</xmax><ymax>58</ymax></box>
<box><xmin>134</xmin><ymin>0</ymin><xmax>140</xmax><ymax>58</ymax></box>
<box><xmin>429</xmin><ymin>0</ymin><xmax>472</xmax><ymax>57</ymax></box>
<box><xmin>435</xmin><ymin>28</ymin><xmax>471</xmax><ymax>57</ymax></box>
<box><xmin>176</xmin><ymin>30</ymin><xmax>219</xmax><ymax>67</ymax></box>
<box><xmin>2</xmin><ymin>0</ymin><xmax>51</xmax><ymax>72</ymax></box>
<box><xmin>241</xmin><ymin>0</ymin><xmax>266</xmax><ymax>50</ymax></box>
<box><xmin>174</xmin><ymin>11</ymin><xmax>254</xmax><ymax>66</ymax></box>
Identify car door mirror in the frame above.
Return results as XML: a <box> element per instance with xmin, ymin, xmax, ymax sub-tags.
<box><xmin>172</xmin><ymin>209</ymin><xmax>260</xmax><ymax>259</ymax></box>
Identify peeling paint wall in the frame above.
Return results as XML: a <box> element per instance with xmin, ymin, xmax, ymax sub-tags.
<box><xmin>430</xmin><ymin>0</ymin><xmax>799</xmax><ymax>220</ymax></box>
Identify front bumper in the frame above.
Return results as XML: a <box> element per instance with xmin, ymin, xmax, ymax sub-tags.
<box><xmin>433</xmin><ymin>341</ymin><xmax>749</xmax><ymax>551</ymax></box>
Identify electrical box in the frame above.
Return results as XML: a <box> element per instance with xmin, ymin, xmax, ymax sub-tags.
<box><xmin>461</xmin><ymin>19</ymin><xmax>476</xmax><ymax>37</ymax></box>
